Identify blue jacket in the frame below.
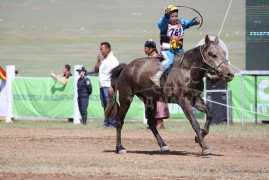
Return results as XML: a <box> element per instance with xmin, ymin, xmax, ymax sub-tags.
<box><xmin>158</xmin><ymin>14</ymin><xmax>197</xmax><ymax>51</ymax></box>
<box><xmin>77</xmin><ymin>77</ymin><xmax>92</xmax><ymax>98</ymax></box>
<box><xmin>158</xmin><ymin>15</ymin><xmax>197</xmax><ymax>33</ymax></box>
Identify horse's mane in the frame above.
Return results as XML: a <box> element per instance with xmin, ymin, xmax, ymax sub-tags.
<box><xmin>184</xmin><ymin>45</ymin><xmax>201</xmax><ymax>59</ymax></box>
<box><xmin>110</xmin><ymin>63</ymin><xmax>127</xmax><ymax>89</ymax></box>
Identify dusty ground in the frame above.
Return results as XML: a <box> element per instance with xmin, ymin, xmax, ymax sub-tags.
<box><xmin>0</xmin><ymin>127</ymin><xmax>268</xmax><ymax>179</ymax></box>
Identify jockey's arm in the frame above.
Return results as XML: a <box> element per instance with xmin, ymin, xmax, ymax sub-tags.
<box><xmin>180</xmin><ymin>17</ymin><xmax>199</xmax><ymax>30</ymax></box>
<box><xmin>158</xmin><ymin>14</ymin><xmax>170</xmax><ymax>33</ymax></box>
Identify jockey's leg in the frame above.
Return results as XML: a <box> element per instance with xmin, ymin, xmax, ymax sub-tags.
<box><xmin>150</xmin><ymin>50</ymin><xmax>174</xmax><ymax>87</ymax></box>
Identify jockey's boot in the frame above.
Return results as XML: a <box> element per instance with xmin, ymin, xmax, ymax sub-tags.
<box><xmin>150</xmin><ymin>67</ymin><xmax>165</xmax><ymax>87</ymax></box>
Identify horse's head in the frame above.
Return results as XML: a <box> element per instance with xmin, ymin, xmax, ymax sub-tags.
<box><xmin>201</xmin><ymin>35</ymin><xmax>234</xmax><ymax>82</ymax></box>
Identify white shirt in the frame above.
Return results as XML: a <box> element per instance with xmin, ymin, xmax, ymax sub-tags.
<box><xmin>98</xmin><ymin>52</ymin><xmax>119</xmax><ymax>87</ymax></box>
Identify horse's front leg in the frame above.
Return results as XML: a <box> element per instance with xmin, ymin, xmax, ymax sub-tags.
<box><xmin>178</xmin><ymin>97</ymin><xmax>211</xmax><ymax>155</ymax></box>
<box><xmin>193</xmin><ymin>97</ymin><xmax>213</xmax><ymax>141</ymax></box>
<box><xmin>146</xmin><ymin>103</ymin><xmax>169</xmax><ymax>152</ymax></box>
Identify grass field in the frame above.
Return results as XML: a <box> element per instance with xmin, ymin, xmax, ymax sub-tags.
<box><xmin>0</xmin><ymin>0</ymin><xmax>245</xmax><ymax>76</ymax></box>
<box><xmin>1</xmin><ymin>119</ymin><xmax>268</xmax><ymax>138</ymax></box>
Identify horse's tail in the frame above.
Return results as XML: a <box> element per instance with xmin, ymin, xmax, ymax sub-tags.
<box><xmin>105</xmin><ymin>63</ymin><xmax>127</xmax><ymax>119</ymax></box>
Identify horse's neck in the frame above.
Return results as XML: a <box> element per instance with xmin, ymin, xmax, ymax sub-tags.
<box><xmin>180</xmin><ymin>46</ymin><xmax>206</xmax><ymax>81</ymax></box>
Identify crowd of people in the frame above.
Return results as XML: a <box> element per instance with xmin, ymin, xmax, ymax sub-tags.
<box><xmin>49</xmin><ymin>4</ymin><xmax>200</xmax><ymax>129</ymax></box>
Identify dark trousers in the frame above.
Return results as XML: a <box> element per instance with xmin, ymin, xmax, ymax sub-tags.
<box><xmin>100</xmin><ymin>87</ymin><xmax>117</xmax><ymax>127</ymax></box>
<box><xmin>78</xmin><ymin>97</ymin><xmax>89</xmax><ymax>121</ymax></box>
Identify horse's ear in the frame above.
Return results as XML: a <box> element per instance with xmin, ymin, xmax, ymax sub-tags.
<box><xmin>215</xmin><ymin>36</ymin><xmax>219</xmax><ymax>44</ymax></box>
<box><xmin>205</xmin><ymin>35</ymin><xmax>210</xmax><ymax>46</ymax></box>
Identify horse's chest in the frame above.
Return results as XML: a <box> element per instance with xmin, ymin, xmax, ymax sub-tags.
<box><xmin>181</xmin><ymin>78</ymin><xmax>203</xmax><ymax>96</ymax></box>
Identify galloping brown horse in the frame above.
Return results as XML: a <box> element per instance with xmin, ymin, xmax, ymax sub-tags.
<box><xmin>105</xmin><ymin>35</ymin><xmax>234</xmax><ymax>155</ymax></box>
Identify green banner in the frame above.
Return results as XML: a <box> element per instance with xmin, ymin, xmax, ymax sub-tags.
<box><xmin>12</xmin><ymin>77</ymin><xmax>74</xmax><ymax>118</ymax></box>
<box><xmin>12</xmin><ymin>76</ymin><xmax>202</xmax><ymax>120</ymax></box>
<box><xmin>228</xmin><ymin>75</ymin><xmax>269</xmax><ymax>120</ymax></box>
<box><xmin>12</xmin><ymin>77</ymin><xmax>145</xmax><ymax>120</ymax></box>
<box><xmin>13</xmin><ymin>75</ymin><xmax>268</xmax><ymax>120</ymax></box>
<box><xmin>168</xmin><ymin>104</ymin><xmax>204</xmax><ymax>119</ymax></box>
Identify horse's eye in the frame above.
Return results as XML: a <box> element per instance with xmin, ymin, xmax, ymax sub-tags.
<box><xmin>208</xmin><ymin>52</ymin><xmax>217</xmax><ymax>58</ymax></box>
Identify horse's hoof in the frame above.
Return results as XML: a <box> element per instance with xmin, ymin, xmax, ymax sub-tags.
<box><xmin>202</xmin><ymin>148</ymin><xmax>212</xmax><ymax>156</ymax></box>
<box><xmin>118</xmin><ymin>149</ymin><xmax>127</xmax><ymax>154</ymax></box>
<box><xmin>195</xmin><ymin>136</ymin><xmax>199</xmax><ymax>143</ymax></box>
<box><xmin>161</xmin><ymin>146</ymin><xmax>170</xmax><ymax>152</ymax></box>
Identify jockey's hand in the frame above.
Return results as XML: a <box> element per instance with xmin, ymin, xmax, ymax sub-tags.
<box><xmin>164</xmin><ymin>8</ymin><xmax>171</xmax><ymax>15</ymax></box>
<box><xmin>194</xmin><ymin>17</ymin><xmax>201</xmax><ymax>25</ymax></box>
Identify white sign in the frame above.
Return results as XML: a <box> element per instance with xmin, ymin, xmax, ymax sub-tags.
<box><xmin>259</xmin><ymin>80</ymin><xmax>269</xmax><ymax>101</ymax></box>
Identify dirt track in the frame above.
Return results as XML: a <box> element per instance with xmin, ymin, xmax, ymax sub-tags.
<box><xmin>0</xmin><ymin>127</ymin><xmax>268</xmax><ymax>179</ymax></box>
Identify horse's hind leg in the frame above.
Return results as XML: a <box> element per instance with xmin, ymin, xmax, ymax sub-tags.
<box><xmin>178</xmin><ymin>97</ymin><xmax>211</xmax><ymax>155</ymax></box>
<box><xmin>146</xmin><ymin>101</ymin><xmax>169</xmax><ymax>152</ymax></box>
<box><xmin>193</xmin><ymin>97</ymin><xmax>213</xmax><ymax>141</ymax></box>
<box><xmin>116</xmin><ymin>93</ymin><xmax>133</xmax><ymax>154</ymax></box>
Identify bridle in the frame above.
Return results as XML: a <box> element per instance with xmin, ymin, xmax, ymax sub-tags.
<box><xmin>199</xmin><ymin>45</ymin><xmax>228</xmax><ymax>75</ymax></box>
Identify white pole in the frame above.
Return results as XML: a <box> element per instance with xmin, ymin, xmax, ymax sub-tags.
<box><xmin>73</xmin><ymin>65</ymin><xmax>82</xmax><ymax>124</ymax></box>
<box><xmin>143</xmin><ymin>105</ymin><xmax>147</xmax><ymax>124</ymax></box>
<box><xmin>241</xmin><ymin>75</ymin><xmax>244</xmax><ymax>126</ymax></box>
<box><xmin>6</xmin><ymin>65</ymin><xmax>15</xmax><ymax>123</ymax></box>
<box><xmin>218</xmin><ymin>0</ymin><xmax>233</xmax><ymax>38</ymax></box>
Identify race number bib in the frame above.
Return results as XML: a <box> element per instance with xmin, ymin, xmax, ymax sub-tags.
<box><xmin>166</xmin><ymin>24</ymin><xmax>184</xmax><ymax>38</ymax></box>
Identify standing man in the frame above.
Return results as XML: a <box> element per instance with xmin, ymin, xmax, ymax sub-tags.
<box><xmin>99</xmin><ymin>42</ymin><xmax>119</xmax><ymax>127</ymax></box>
<box><xmin>76</xmin><ymin>66</ymin><xmax>92</xmax><ymax>125</ymax></box>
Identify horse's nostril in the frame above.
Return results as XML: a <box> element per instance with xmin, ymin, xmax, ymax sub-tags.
<box><xmin>227</xmin><ymin>73</ymin><xmax>234</xmax><ymax>78</ymax></box>
<box><xmin>226</xmin><ymin>73</ymin><xmax>234</xmax><ymax>81</ymax></box>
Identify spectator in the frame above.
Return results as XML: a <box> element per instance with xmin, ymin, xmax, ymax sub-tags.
<box><xmin>76</xmin><ymin>66</ymin><xmax>92</xmax><ymax>125</ymax></box>
<box><xmin>99</xmin><ymin>42</ymin><xmax>119</xmax><ymax>127</ymax></box>
<box><xmin>15</xmin><ymin>70</ymin><xmax>19</xmax><ymax>77</ymax></box>
<box><xmin>144</xmin><ymin>39</ymin><xmax>170</xmax><ymax>129</ymax></box>
<box><xmin>144</xmin><ymin>39</ymin><xmax>160</xmax><ymax>58</ymax></box>
<box><xmin>52</xmin><ymin>64</ymin><xmax>72</xmax><ymax>85</ymax></box>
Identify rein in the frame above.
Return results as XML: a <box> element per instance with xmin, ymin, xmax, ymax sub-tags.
<box><xmin>169</xmin><ymin>44</ymin><xmax>228</xmax><ymax>81</ymax></box>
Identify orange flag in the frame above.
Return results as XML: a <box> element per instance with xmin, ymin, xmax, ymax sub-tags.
<box><xmin>0</xmin><ymin>66</ymin><xmax>7</xmax><ymax>80</ymax></box>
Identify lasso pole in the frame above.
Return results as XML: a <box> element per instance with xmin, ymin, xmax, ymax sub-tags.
<box><xmin>218</xmin><ymin>0</ymin><xmax>233</xmax><ymax>37</ymax></box>
<box><xmin>175</xmin><ymin>5</ymin><xmax>203</xmax><ymax>30</ymax></box>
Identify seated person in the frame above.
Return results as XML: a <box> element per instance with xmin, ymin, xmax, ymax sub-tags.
<box><xmin>52</xmin><ymin>64</ymin><xmax>72</xmax><ymax>85</ymax></box>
